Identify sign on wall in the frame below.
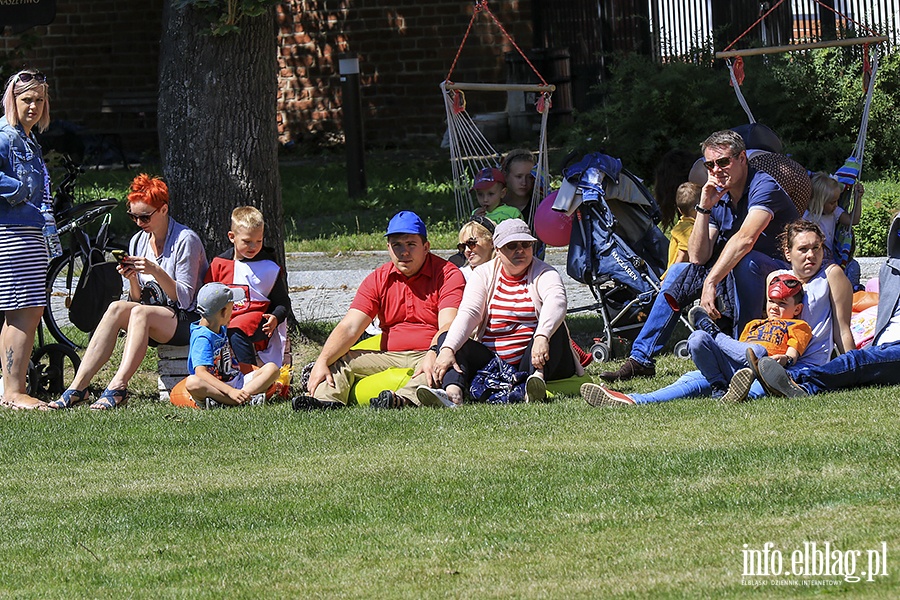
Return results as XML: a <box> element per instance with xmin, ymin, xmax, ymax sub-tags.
<box><xmin>0</xmin><ymin>0</ymin><xmax>56</xmax><ymax>28</ymax></box>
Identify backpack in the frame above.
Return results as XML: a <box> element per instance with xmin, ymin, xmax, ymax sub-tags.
<box><xmin>68</xmin><ymin>248</ymin><xmax>123</xmax><ymax>333</ymax></box>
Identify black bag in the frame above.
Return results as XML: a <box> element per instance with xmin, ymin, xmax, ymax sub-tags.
<box><xmin>140</xmin><ymin>280</ymin><xmax>171</xmax><ymax>307</ymax></box>
<box><xmin>68</xmin><ymin>249</ymin><xmax>123</xmax><ymax>333</ymax></box>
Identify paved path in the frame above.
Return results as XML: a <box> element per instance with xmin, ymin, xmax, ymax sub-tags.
<box><xmin>285</xmin><ymin>250</ymin><xmax>884</xmax><ymax>323</ymax></box>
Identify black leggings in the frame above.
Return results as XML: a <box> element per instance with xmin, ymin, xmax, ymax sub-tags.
<box><xmin>439</xmin><ymin>327</ymin><xmax>576</xmax><ymax>392</ymax></box>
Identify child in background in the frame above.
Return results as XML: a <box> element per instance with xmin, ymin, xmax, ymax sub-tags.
<box><xmin>501</xmin><ymin>148</ymin><xmax>538</xmax><ymax>222</ymax></box>
<box><xmin>690</xmin><ymin>273</ymin><xmax>812</xmax><ymax>402</ymax></box>
<box><xmin>185</xmin><ymin>283</ymin><xmax>280</xmax><ymax>408</ymax></box>
<box><xmin>471</xmin><ymin>167</ymin><xmax>522</xmax><ymax>223</ymax></box>
<box><xmin>803</xmin><ymin>172</ymin><xmax>863</xmax><ymax>287</ymax></box>
<box><xmin>665</xmin><ymin>182</ymin><xmax>699</xmax><ymax>274</ymax></box>
<box><xmin>205</xmin><ymin>206</ymin><xmax>292</xmax><ymax>367</ymax></box>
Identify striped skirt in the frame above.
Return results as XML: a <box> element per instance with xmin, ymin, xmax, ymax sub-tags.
<box><xmin>0</xmin><ymin>226</ymin><xmax>48</xmax><ymax>311</ymax></box>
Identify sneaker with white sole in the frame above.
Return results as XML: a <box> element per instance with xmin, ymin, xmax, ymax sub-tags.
<box><xmin>415</xmin><ymin>386</ymin><xmax>458</xmax><ymax>408</ymax></box>
<box><xmin>721</xmin><ymin>367</ymin><xmax>755</xmax><ymax>404</ymax></box>
<box><xmin>581</xmin><ymin>382</ymin><xmax>635</xmax><ymax>407</ymax></box>
<box><xmin>525</xmin><ymin>374</ymin><xmax>547</xmax><ymax>403</ymax></box>
<box><xmin>248</xmin><ymin>392</ymin><xmax>266</xmax><ymax>406</ymax></box>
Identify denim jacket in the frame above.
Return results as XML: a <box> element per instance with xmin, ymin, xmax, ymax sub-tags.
<box><xmin>0</xmin><ymin>116</ymin><xmax>47</xmax><ymax>228</ymax></box>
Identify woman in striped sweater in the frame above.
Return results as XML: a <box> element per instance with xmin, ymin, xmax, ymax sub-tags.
<box><xmin>424</xmin><ymin>219</ymin><xmax>583</xmax><ymax>406</ymax></box>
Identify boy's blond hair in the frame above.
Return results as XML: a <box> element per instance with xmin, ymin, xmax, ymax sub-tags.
<box><xmin>675</xmin><ymin>182</ymin><xmax>701</xmax><ymax>218</ymax></box>
<box><xmin>231</xmin><ymin>206</ymin><xmax>265</xmax><ymax>231</ymax></box>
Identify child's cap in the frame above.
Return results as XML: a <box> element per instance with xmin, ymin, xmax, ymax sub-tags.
<box><xmin>385</xmin><ymin>211</ymin><xmax>427</xmax><ymax>237</ymax></box>
<box><xmin>472</xmin><ymin>167</ymin><xmax>506</xmax><ymax>190</ymax></box>
<box><xmin>197</xmin><ymin>283</ymin><xmax>246</xmax><ymax>319</ymax></box>
<box><xmin>768</xmin><ymin>274</ymin><xmax>803</xmax><ymax>300</ymax></box>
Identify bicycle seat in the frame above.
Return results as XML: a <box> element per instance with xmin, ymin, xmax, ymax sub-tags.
<box><xmin>56</xmin><ymin>198</ymin><xmax>119</xmax><ymax>229</ymax></box>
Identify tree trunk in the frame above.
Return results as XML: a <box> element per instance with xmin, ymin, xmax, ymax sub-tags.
<box><xmin>158</xmin><ymin>3</ymin><xmax>284</xmax><ymax>265</ymax></box>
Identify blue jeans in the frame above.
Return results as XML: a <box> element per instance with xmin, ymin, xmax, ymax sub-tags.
<box><xmin>688</xmin><ymin>330</ymin><xmax>766</xmax><ymax>390</ymax></box>
<box><xmin>794</xmin><ymin>340</ymin><xmax>900</xmax><ymax>394</ymax></box>
<box><xmin>631</xmin><ymin>370</ymin><xmax>710</xmax><ymax>404</ymax></box>
<box><xmin>630</xmin><ymin>251</ymin><xmax>787</xmax><ymax>366</ymax></box>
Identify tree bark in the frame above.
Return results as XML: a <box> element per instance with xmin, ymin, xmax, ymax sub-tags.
<box><xmin>158</xmin><ymin>3</ymin><xmax>284</xmax><ymax>265</ymax></box>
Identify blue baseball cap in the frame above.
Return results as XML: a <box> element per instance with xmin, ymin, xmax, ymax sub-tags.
<box><xmin>385</xmin><ymin>211</ymin><xmax>427</xmax><ymax>237</ymax></box>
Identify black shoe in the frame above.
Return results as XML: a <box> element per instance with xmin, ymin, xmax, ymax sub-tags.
<box><xmin>598</xmin><ymin>357</ymin><xmax>655</xmax><ymax>382</ymax></box>
<box><xmin>291</xmin><ymin>395</ymin><xmax>344</xmax><ymax>411</ymax></box>
<box><xmin>688</xmin><ymin>305</ymin><xmax>720</xmax><ymax>336</ymax></box>
<box><xmin>757</xmin><ymin>357</ymin><xmax>808</xmax><ymax>398</ymax></box>
<box><xmin>370</xmin><ymin>390</ymin><xmax>407</xmax><ymax>410</ymax></box>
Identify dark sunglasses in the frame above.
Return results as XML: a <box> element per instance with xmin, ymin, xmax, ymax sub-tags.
<box><xmin>703</xmin><ymin>155</ymin><xmax>735</xmax><ymax>171</ymax></box>
<box><xmin>15</xmin><ymin>71</ymin><xmax>46</xmax><ymax>84</ymax></box>
<box><xmin>127</xmin><ymin>207</ymin><xmax>159</xmax><ymax>224</ymax></box>
<box><xmin>457</xmin><ymin>238</ymin><xmax>479</xmax><ymax>253</ymax></box>
<box><xmin>503</xmin><ymin>241</ymin><xmax>532</xmax><ymax>251</ymax></box>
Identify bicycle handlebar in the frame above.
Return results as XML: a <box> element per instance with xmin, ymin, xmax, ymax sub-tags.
<box><xmin>56</xmin><ymin>198</ymin><xmax>119</xmax><ymax>234</ymax></box>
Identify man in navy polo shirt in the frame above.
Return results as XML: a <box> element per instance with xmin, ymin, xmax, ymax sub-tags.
<box><xmin>601</xmin><ymin>129</ymin><xmax>798</xmax><ymax>382</ymax></box>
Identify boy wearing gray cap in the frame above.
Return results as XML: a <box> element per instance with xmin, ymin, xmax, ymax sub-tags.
<box><xmin>185</xmin><ymin>282</ymin><xmax>281</xmax><ymax>407</ymax></box>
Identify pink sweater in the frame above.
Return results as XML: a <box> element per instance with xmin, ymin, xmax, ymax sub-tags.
<box><xmin>441</xmin><ymin>256</ymin><xmax>585</xmax><ymax>376</ymax></box>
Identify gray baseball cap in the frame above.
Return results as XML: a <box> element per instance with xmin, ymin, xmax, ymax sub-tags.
<box><xmin>196</xmin><ymin>282</ymin><xmax>246</xmax><ymax>319</ymax></box>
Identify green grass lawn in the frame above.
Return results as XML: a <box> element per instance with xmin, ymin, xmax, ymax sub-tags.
<box><xmin>3</xmin><ymin>349</ymin><xmax>899</xmax><ymax>597</ymax></box>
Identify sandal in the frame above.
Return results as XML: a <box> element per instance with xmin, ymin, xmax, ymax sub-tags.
<box><xmin>90</xmin><ymin>388</ymin><xmax>128</xmax><ymax>410</ymax></box>
<box><xmin>49</xmin><ymin>388</ymin><xmax>90</xmax><ymax>410</ymax></box>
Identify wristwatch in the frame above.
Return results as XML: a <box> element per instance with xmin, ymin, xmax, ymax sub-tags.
<box><xmin>694</xmin><ymin>203</ymin><xmax>711</xmax><ymax>215</ymax></box>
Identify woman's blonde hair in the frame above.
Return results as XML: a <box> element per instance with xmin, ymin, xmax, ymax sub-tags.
<box><xmin>459</xmin><ymin>219</ymin><xmax>494</xmax><ymax>244</ymax></box>
<box><xmin>2</xmin><ymin>70</ymin><xmax>50</xmax><ymax>133</ymax></box>
<box><xmin>808</xmin><ymin>171</ymin><xmax>843</xmax><ymax>221</ymax></box>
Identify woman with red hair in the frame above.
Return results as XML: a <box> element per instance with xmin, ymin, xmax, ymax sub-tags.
<box><xmin>51</xmin><ymin>173</ymin><xmax>208</xmax><ymax>410</ymax></box>
<box><xmin>0</xmin><ymin>69</ymin><xmax>53</xmax><ymax>410</ymax></box>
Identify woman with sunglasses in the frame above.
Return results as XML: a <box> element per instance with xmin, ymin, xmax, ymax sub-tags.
<box><xmin>457</xmin><ymin>216</ymin><xmax>495</xmax><ymax>280</ymax></box>
<box><xmin>52</xmin><ymin>174</ymin><xmax>208</xmax><ymax>410</ymax></box>
<box><xmin>0</xmin><ymin>70</ymin><xmax>54</xmax><ymax>410</ymax></box>
<box><xmin>423</xmin><ymin>218</ymin><xmax>583</xmax><ymax>406</ymax></box>
<box><xmin>582</xmin><ymin>219</ymin><xmax>854</xmax><ymax>406</ymax></box>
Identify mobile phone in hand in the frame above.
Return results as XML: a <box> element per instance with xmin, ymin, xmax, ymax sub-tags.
<box><xmin>111</xmin><ymin>250</ymin><xmax>130</xmax><ymax>265</ymax></box>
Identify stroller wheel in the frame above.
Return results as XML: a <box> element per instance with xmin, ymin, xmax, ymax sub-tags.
<box><xmin>673</xmin><ymin>340</ymin><xmax>690</xmax><ymax>359</ymax></box>
<box><xmin>590</xmin><ymin>342</ymin><xmax>611</xmax><ymax>363</ymax></box>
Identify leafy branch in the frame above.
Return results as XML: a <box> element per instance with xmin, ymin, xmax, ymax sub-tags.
<box><xmin>173</xmin><ymin>0</ymin><xmax>280</xmax><ymax>36</ymax></box>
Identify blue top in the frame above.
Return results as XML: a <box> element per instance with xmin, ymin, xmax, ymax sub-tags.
<box><xmin>708</xmin><ymin>167</ymin><xmax>797</xmax><ymax>260</ymax></box>
<box><xmin>188</xmin><ymin>322</ymin><xmax>240</xmax><ymax>381</ymax></box>
<box><xmin>0</xmin><ymin>116</ymin><xmax>47</xmax><ymax>228</ymax></box>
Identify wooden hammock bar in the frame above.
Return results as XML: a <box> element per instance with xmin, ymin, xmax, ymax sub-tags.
<box><xmin>443</xmin><ymin>82</ymin><xmax>556</xmax><ymax>94</ymax></box>
<box><xmin>716</xmin><ymin>35</ymin><xmax>888</xmax><ymax>59</ymax></box>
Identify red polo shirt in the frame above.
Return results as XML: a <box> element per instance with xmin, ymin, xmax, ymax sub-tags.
<box><xmin>350</xmin><ymin>253</ymin><xmax>465</xmax><ymax>351</ymax></box>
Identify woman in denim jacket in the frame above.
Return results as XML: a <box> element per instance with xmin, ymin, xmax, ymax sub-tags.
<box><xmin>0</xmin><ymin>70</ymin><xmax>53</xmax><ymax>410</ymax></box>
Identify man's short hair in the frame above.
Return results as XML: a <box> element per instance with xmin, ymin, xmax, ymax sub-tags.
<box><xmin>700</xmin><ymin>130</ymin><xmax>746</xmax><ymax>156</ymax></box>
<box><xmin>231</xmin><ymin>206</ymin><xmax>265</xmax><ymax>231</ymax></box>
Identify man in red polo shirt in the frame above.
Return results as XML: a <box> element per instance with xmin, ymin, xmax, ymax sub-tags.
<box><xmin>294</xmin><ymin>211</ymin><xmax>466</xmax><ymax>410</ymax></box>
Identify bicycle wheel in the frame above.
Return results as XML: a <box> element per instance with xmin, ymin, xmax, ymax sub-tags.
<box><xmin>44</xmin><ymin>245</ymin><xmax>125</xmax><ymax>349</ymax></box>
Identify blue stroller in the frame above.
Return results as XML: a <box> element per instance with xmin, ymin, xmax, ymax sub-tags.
<box><xmin>554</xmin><ymin>152</ymin><xmax>692</xmax><ymax>362</ymax></box>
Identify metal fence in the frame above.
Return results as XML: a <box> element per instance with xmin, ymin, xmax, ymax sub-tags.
<box><xmin>650</xmin><ymin>0</ymin><xmax>898</xmax><ymax>59</ymax></box>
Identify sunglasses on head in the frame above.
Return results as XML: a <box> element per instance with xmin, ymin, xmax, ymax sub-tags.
<box><xmin>15</xmin><ymin>71</ymin><xmax>46</xmax><ymax>84</ymax></box>
<box><xmin>127</xmin><ymin>207</ymin><xmax>159</xmax><ymax>224</ymax></box>
<box><xmin>457</xmin><ymin>238</ymin><xmax>479</xmax><ymax>253</ymax></box>
<box><xmin>703</xmin><ymin>155</ymin><xmax>735</xmax><ymax>171</ymax></box>
<box><xmin>503</xmin><ymin>241</ymin><xmax>532</xmax><ymax>251</ymax></box>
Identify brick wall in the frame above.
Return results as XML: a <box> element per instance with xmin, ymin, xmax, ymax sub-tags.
<box><xmin>0</xmin><ymin>1</ymin><xmax>532</xmax><ymax>150</ymax></box>
<box><xmin>276</xmin><ymin>1</ymin><xmax>533</xmax><ymax>147</ymax></box>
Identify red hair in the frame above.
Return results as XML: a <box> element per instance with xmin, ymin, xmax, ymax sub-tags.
<box><xmin>127</xmin><ymin>174</ymin><xmax>169</xmax><ymax>209</ymax></box>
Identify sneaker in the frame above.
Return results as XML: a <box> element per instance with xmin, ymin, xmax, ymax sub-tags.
<box><xmin>757</xmin><ymin>357</ymin><xmax>808</xmax><ymax>398</ymax></box>
<box><xmin>291</xmin><ymin>395</ymin><xmax>344</xmax><ymax>411</ymax></box>
<box><xmin>721</xmin><ymin>368</ymin><xmax>755</xmax><ymax>404</ymax></box>
<box><xmin>570</xmin><ymin>339</ymin><xmax>594</xmax><ymax>367</ymax></box>
<box><xmin>581</xmin><ymin>383</ymin><xmax>635</xmax><ymax>407</ymax></box>
<box><xmin>249</xmin><ymin>392</ymin><xmax>266</xmax><ymax>406</ymax></box>
<box><xmin>710</xmin><ymin>385</ymin><xmax>727</xmax><ymax>400</ymax></box>
<box><xmin>204</xmin><ymin>397</ymin><xmax>223</xmax><ymax>410</ymax></box>
<box><xmin>416</xmin><ymin>386</ymin><xmax>458</xmax><ymax>408</ymax></box>
<box><xmin>598</xmin><ymin>357</ymin><xmax>655</xmax><ymax>382</ymax></box>
<box><xmin>369</xmin><ymin>390</ymin><xmax>406</xmax><ymax>410</ymax></box>
<box><xmin>687</xmin><ymin>305</ymin><xmax>720</xmax><ymax>336</ymax></box>
<box><xmin>525</xmin><ymin>374</ymin><xmax>547</xmax><ymax>403</ymax></box>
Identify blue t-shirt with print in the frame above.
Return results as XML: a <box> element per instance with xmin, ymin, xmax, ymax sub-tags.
<box><xmin>708</xmin><ymin>167</ymin><xmax>797</xmax><ymax>261</ymax></box>
<box><xmin>188</xmin><ymin>322</ymin><xmax>240</xmax><ymax>382</ymax></box>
